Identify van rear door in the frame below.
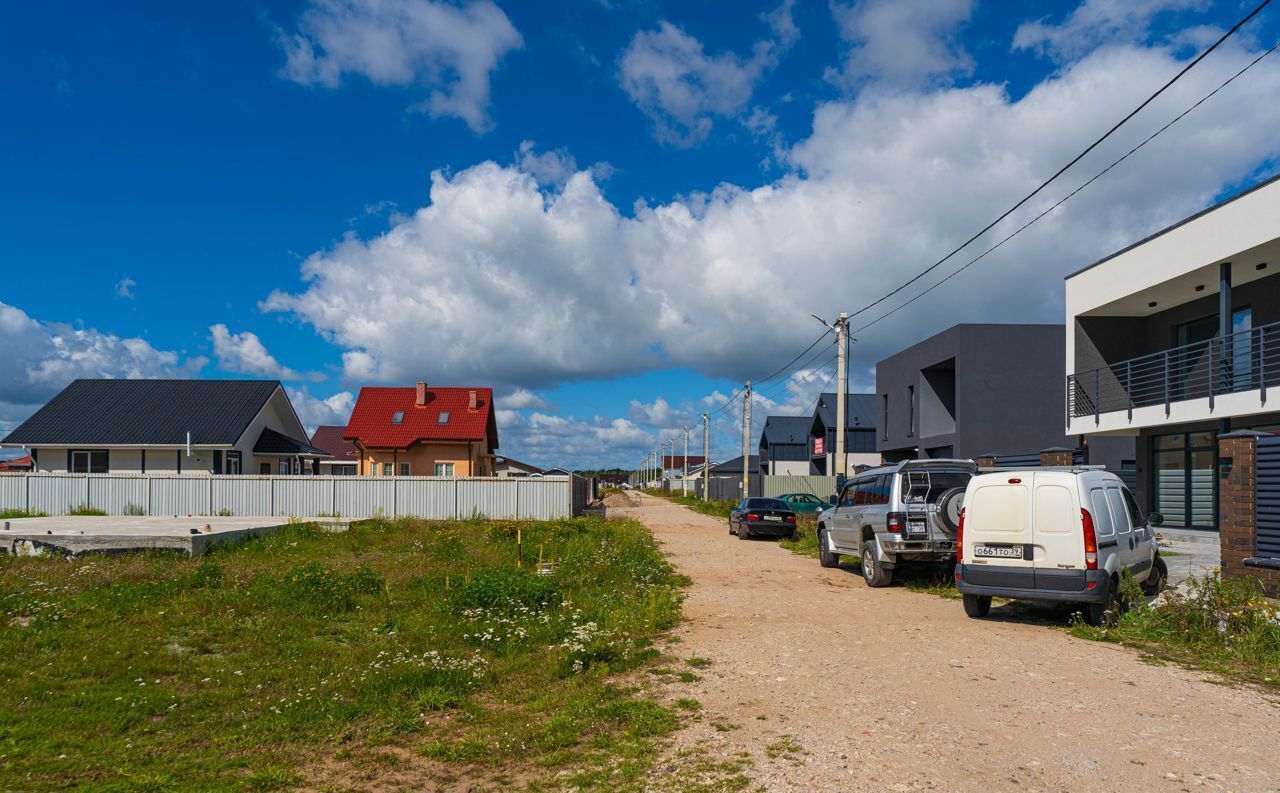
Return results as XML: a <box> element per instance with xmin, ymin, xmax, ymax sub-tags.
<box><xmin>962</xmin><ymin>475</ymin><xmax>1033</xmax><ymax>590</ymax></box>
<box><xmin>1030</xmin><ymin>473</ymin><xmax>1087</xmax><ymax>592</ymax></box>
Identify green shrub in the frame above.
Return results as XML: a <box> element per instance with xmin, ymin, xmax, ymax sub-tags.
<box><xmin>0</xmin><ymin>508</ymin><xmax>46</xmax><ymax>519</ymax></box>
<box><xmin>277</xmin><ymin>563</ymin><xmax>385</xmax><ymax>613</ymax></box>
<box><xmin>67</xmin><ymin>504</ymin><xmax>107</xmax><ymax>516</ymax></box>
<box><xmin>449</xmin><ymin>568</ymin><xmax>563</xmax><ymax>613</ymax></box>
<box><xmin>121</xmin><ymin>503</ymin><xmax>146</xmax><ymax>516</ymax></box>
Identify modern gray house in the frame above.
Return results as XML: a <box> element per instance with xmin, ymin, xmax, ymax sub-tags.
<box><xmin>1065</xmin><ymin>174</ymin><xmax>1280</xmax><ymax>531</ymax></box>
<box><xmin>758</xmin><ymin>416</ymin><xmax>811</xmax><ymax>475</ymax></box>
<box><xmin>807</xmin><ymin>393</ymin><xmax>879</xmax><ymax>474</ymax></box>
<box><xmin>877</xmin><ymin>324</ymin><xmax>1133</xmax><ymax>470</ymax></box>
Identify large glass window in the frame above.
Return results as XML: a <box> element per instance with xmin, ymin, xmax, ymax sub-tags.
<box><xmin>435</xmin><ymin>462</ymin><xmax>456</xmax><ymax>477</ymax></box>
<box><xmin>226</xmin><ymin>451</ymin><xmax>242</xmax><ymax>475</ymax></box>
<box><xmin>69</xmin><ymin>450</ymin><xmax>108</xmax><ymax>473</ymax></box>
<box><xmin>1152</xmin><ymin>431</ymin><xmax>1216</xmax><ymax>529</ymax></box>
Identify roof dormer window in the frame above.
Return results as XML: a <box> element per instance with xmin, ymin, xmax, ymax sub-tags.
<box><xmin>392</xmin><ymin>411</ymin><xmax>404</xmax><ymax>424</ymax></box>
<box><xmin>438</xmin><ymin>412</ymin><xmax>450</xmax><ymax>424</ymax></box>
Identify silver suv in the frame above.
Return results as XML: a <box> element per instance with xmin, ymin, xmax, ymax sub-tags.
<box><xmin>816</xmin><ymin>459</ymin><xmax>975</xmax><ymax>587</ymax></box>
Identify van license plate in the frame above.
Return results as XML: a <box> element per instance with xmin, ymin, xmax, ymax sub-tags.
<box><xmin>973</xmin><ymin>544</ymin><xmax>1024</xmax><ymax>560</ymax></box>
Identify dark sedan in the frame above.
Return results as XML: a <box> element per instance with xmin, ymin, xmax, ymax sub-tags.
<box><xmin>729</xmin><ymin>497</ymin><xmax>798</xmax><ymax>540</ymax></box>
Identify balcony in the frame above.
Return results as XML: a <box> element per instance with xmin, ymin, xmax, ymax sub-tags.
<box><xmin>1067</xmin><ymin>320</ymin><xmax>1280</xmax><ymax>433</ymax></box>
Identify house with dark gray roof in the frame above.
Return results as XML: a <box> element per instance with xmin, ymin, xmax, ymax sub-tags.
<box><xmin>808</xmin><ymin>393</ymin><xmax>879</xmax><ymax>475</ymax></box>
<box><xmin>1</xmin><ymin>379</ymin><xmax>327</xmax><ymax>475</ymax></box>
<box><xmin>758</xmin><ymin>416</ymin><xmax>812</xmax><ymax>475</ymax></box>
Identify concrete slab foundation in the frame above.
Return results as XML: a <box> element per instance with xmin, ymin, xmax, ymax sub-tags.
<box><xmin>0</xmin><ymin>516</ymin><xmax>351</xmax><ymax>557</ymax></box>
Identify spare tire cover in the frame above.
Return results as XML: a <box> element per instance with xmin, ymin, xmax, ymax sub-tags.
<box><xmin>937</xmin><ymin>487</ymin><xmax>965</xmax><ymax>533</ymax></box>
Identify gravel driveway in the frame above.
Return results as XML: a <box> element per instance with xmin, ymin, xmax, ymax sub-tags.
<box><xmin>616</xmin><ymin>495</ymin><xmax>1280</xmax><ymax>793</ymax></box>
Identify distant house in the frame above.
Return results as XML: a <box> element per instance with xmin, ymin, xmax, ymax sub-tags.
<box><xmin>0</xmin><ymin>379</ymin><xmax>327</xmax><ymax>475</ymax></box>
<box><xmin>310</xmin><ymin>426</ymin><xmax>360</xmax><ymax>475</ymax></box>
<box><xmin>344</xmin><ymin>382</ymin><xmax>498</xmax><ymax>477</ymax></box>
<box><xmin>707</xmin><ymin>455</ymin><xmax>761</xmax><ymax>477</ymax></box>
<box><xmin>0</xmin><ymin>455</ymin><xmax>34</xmax><ymax>472</ymax></box>
<box><xmin>541</xmin><ymin>467</ymin><xmax>573</xmax><ymax>477</ymax></box>
<box><xmin>495</xmin><ymin>456</ymin><xmax>543</xmax><ymax>477</ymax></box>
<box><xmin>758</xmin><ymin>416</ymin><xmax>811</xmax><ymax>475</ymax></box>
<box><xmin>808</xmin><ymin>393</ymin><xmax>880</xmax><ymax>475</ymax></box>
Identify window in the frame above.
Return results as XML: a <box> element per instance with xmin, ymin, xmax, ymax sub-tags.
<box><xmin>435</xmin><ymin>462</ymin><xmax>455</xmax><ymax>477</ymax></box>
<box><xmin>392</xmin><ymin>411</ymin><xmax>404</xmax><ymax>424</ymax></box>
<box><xmin>838</xmin><ymin>485</ymin><xmax>856</xmax><ymax>507</ymax></box>
<box><xmin>382</xmin><ymin>462</ymin><xmax>394</xmax><ymax>476</ymax></box>
<box><xmin>399</xmin><ymin>463</ymin><xmax>410</xmax><ymax>476</ymax></box>
<box><xmin>279</xmin><ymin>460</ymin><xmax>291</xmax><ymax>475</ymax></box>
<box><xmin>226</xmin><ymin>451</ymin><xmax>241</xmax><ymax>475</ymax></box>
<box><xmin>907</xmin><ymin>385</ymin><xmax>915</xmax><ymax>437</ymax></box>
<box><xmin>874</xmin><ymin>474</ymin><xmax>890</xmax><ymax>505</ymax></box>
<box><xmin>438</xmin><ymin>412</ymin><xmax>450</xmax><ymax>424</ymax></box>
<box><xmin>260</xmin><ymin>463</ymin><xmax>271</xmax><ymax>475</ymax></box>
<box><xmin>69</xmin><ymin>450</ymin><xmax>108</xmax><ymax>474</ymax></box>
<box><xmin>1121</xmin><ymin>487</ymin><xmax>1144</xmax><ymax>527</ymax></box>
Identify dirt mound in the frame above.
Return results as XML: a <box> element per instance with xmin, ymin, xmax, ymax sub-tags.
<box><xmin>602</xmin><ymin>492</ymin><xmax>641</xmax><ymax>508</ymax></box>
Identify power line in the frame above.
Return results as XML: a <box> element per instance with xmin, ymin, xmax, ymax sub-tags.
<box><xmin>707</xmin><ymin>328</ymin><xmax>834</xmax><ymax>418</ymax></box>
<box><xmin>845</xmin><ymin>0</ymin><xmax>1272</xmax><ymax>323</ymax></box>
<box><xmin>753</xmin><ymin>341</ymin><xmax>838</xmax><ymax>403</ymax></box>
<box><xmin>852</xmin><ymin>37</ymin><xmax>1280</xmax><ymax>337</ymax></box>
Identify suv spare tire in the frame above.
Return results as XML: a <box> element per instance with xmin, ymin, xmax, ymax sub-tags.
<box><xmin>937</xmin><ymin>487</ymin><xmax>966</xmax><ymax>533</ymax></box>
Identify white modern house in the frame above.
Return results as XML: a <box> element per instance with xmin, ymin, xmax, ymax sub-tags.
<box><xmin>1065</xmin><ymin>174</ymin><xmax>1280</xmax><ymax>530</ymax></box>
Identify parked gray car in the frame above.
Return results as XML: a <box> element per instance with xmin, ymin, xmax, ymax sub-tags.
<box><xmin>816</xmin><ymin>459</ymin><xmax>976</xmax><ymax>587</ymax></box>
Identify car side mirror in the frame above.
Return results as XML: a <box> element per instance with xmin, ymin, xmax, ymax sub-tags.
<box><xmin>1147</xmin><ymin>512</ymin><xmax>1164</xmax><ymax>527</ymax></box>
<box><xmin>828</xmin><ymin>495</ymin><xmax>838</xmax><ymax>505</ymax></box>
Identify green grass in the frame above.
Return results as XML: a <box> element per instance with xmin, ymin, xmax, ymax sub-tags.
<box><xmin>0</xmin><ymin>508</ymin><xmax>46</xmax><ymax>520</ymax></box>
<box><xmin>1070</xmin><ymin>571</ymin><xmax>1280</xmax><ymax>690</ymax></box>
<box><xmin>66</xmin><ymin>504</ymin><xmax>108</xmax><ymax>516</ymax></box>
<box><xmin>0</xmin><ymin>515</ymin><xmax>692</xmax><ymax>790</ymax></box>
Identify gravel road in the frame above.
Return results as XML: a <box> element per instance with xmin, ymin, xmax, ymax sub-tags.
<box><xmin>616</xmin><ymin>495</ymin><xmax>1280</xmax><ymax>793</ymax></box>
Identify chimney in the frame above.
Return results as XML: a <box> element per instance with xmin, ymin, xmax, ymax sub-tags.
<box><xmin>468</xmin><ymin>390</ymin><xmax>478</xmax><ymax>411</ymax></box>
<box><xmin>416</xmin><ymin>381</ymin><xmax>427</xmax><ymax>406</ymax></box>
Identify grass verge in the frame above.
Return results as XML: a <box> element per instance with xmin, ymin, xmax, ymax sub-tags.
<box><xmin>0</xmin><ymin>514</ymin><xmax>690</xmax><ymax>791</ymax></box>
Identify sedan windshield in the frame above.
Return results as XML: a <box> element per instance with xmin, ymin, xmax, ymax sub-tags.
<box><xmin>746</xmin><ymin>498</ymin><xmax>788</xmax><ymax>510</ymax></box>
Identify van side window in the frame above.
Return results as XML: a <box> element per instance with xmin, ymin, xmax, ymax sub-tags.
<box><xmin>1105</xmin><ymin>487</ymin><xmax>1132</xmax><ymax>533</ymax></box>
<box><xmin>1120</xmin><ymin>487</ymin><xmax>1144</xmax><ymax>527</ymax></box>
<box><xmin>1089</xmin><ymin>488</ymin><xmax>1115</xmax><ymax>537</ymax></box>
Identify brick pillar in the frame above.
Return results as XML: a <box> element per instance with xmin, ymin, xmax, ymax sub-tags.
<box><xmin>1218</xmin><ymin>431</ymin><xmax>1280</xmax><ymax>594</ymax></box>
<box><xmin>1040</xmin><ymin>447</ymin><xmax>1074</xmax><ymax>467</ymax></box>
<box><xmin>976</xmin><ymin>455</ymin><xmax>996</xmax><ymax>469</ymax></box>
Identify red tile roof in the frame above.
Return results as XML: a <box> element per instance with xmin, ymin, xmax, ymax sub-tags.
<box><xmin>344</xmin><ymin>386</ymin><xmax>497</xmax><ymax>449</ymax></box>
<box><xmin>0</xmin><ymin>455</ymin><xmax>33</xmax><ymax>471</ymax></box>
<box><xmin>309</xmin><ymin>426</ymin><xmax>359</xmax><ymax>462</ymax></box>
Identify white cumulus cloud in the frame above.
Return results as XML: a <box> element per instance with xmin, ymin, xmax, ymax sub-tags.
<box><xmin>1014</xmin><ymin>0</ymin><xmax>1211</xmax><ymax>62</ymax></box>
<box><xmin>618</xmin><ymin>1</ymin><xmax>797</xmax><ymax>146</ymax></box>
<box><xmin>287</xmin><ymin>386</ymin><xmax>356</xmax><ymax>434</ymax></box>
<box><xmin>209</xmin><ymin>324</ymin><xmax>318</xmax><ymax>382</ymax></box>
<box><xmin>826</xmin><ymin>0</ymin><xmax>974</xmax><ymax>91</ymax></box>
<box><xmin>276</xmin><ymin>0</ymin><xmax>522</xmax><ymax>133</ymax></box>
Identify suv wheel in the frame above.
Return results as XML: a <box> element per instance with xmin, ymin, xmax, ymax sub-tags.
<box><xmin>861</xmin><ymin>539</ymin><xmax>892</xmax><ymax>587</ymax></box>
<box><xmin>1142</xmin><ymin>554</ymin><xmax>1168</xmax><ymax>597</ymax></box>
<box><xmin>962</xmin><ymin>594</ymin><xmax>991</xmax><ymax>618</ymax></box>
<box><xmin>818</xmin><ymin>528</ymin><xmax>840</xmax><ymax>568</ymax></box>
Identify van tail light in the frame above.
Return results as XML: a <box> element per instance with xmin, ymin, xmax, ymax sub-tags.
<box><xmin>747</xmin><ymin>514</ymin><xmax>760</xmax><ymax>522</ymax></box>
<box><xmin>956</xmin><ymin>507</ymin><xmax>965</xmax><ymax>565</ymax></box>
<box><xmin>886</xmin><ymin>512</ymin><xmax>905</xmax><ymax>533</ymax></box>
<box><xmin>1081</xmin><ymin>508</ymin><xmax>1098</xmax><ymax>570</ymax></box>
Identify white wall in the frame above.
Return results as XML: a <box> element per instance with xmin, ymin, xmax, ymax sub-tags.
<box><xmin>770</xmin><ymin>461</ymin><xmax>810</xmax><ymax>475</ymax></box>
<box><xmin>232</xmin><ymin>386</ymin><xmax>308</xmax><ymax>475</ymax></box>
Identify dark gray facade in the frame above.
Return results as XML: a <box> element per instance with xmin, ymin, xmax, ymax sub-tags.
<box><xmin>876</xmin><ymin>324</ymin><xmax>1133</xmax><ymax>469</ymax></box>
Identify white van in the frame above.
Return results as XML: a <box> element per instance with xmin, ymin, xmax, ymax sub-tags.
<box><xmin>954</xmin><ymin>469</ymin><xmax>1167</xmax><ymax>625</ymax></box>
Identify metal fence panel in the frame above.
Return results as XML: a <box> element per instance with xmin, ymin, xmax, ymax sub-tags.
<box><xmin>150</xmin><ymin>477</ymin><xmax>211</xmax><ymax>516</ymax></box>
<box><xmin>518</xmin><ymin>478</ymin><xmax>565</xmax><ymax>520</ymax></box>
<box><xmin>571</xmin><ymin>475</ymin><xmax>589</xmax><ymax>516</ymax></box>
<box><xmin>760</xmin><ymin>475</ymin><xmax>837</xmax><ymax>500</ymax></box>
<box><xmin>274</xmin><ymin>477</ymin><xmax>336</xmax><ymax>517</ymax></box>
<box><xmin>335</xmin><ymin>478</ymin><xmax>395</xmax><ymax>518</ymax></box>
<box><xmin>212</xmin><ymin>477</ymin><xmax>273</xmax><ymax>516</ymax></box>
<box><xmin>28</xmin><ymin>475</ymin><xmax>87</xmax><ymax>514</ymax></box>
<box><xmin>395</xmin><ymin>478</ymin><xmax>457</xmax><ymax>519</ymax></box>
<box><xmin>0</xmin><ymin>475</ymin><xmax>24</xmax><ymax>511</ymax></box>
<box><xmin>458</xmin><ymin>478</ymin><xmax>518</xmax><ymax>518</ymax></box>
<box><xmin>88</xmin><ymin>475</ymin><xmax>148</xmax><ymax>514</ymax></box>
<box><xmin>1257</xmin><ymin>435</ymin><xmax>1280</xmax><ymax>558</ymax></box>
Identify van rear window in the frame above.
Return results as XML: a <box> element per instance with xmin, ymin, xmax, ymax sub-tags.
<box><xmin>900</xmin><ymin>471</ymin><xmax>971</xmax><ymax>503</ymax></box>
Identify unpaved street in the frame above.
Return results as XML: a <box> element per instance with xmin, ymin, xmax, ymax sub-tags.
<box><xmin>616</xmin><ymin>495</ymin><xmax>1280</xmax><ymax>793</ymax></box>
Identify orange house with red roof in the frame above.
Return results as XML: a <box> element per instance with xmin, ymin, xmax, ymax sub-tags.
<box><xmin>344</xmin><ymin>382</ymin><xmax>499</xmax><ymax>477</ymax></box>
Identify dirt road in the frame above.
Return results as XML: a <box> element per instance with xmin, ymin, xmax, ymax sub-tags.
<box><xmin>617</xmin><ymin>495</ymin><xmax>1280</xmax><ymax>793</ymax></box>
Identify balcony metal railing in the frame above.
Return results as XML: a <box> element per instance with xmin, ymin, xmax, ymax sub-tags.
<box><xmin>1067</xmin><ymin>320</ymin><xmax>1280</xmax><ymax>422</ymax></box>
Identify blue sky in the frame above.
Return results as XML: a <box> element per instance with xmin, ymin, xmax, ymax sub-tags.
<box><xmin>3</xmin><ymin>0</ymin><xmax>1280</xmax><ymax>468</ymax></box>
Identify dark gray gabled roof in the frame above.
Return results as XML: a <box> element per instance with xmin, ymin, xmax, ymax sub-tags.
<box><xmin>760</xmin><ymin>416</ymin><xmax>811</xmax><ymax>446</ymax></box>
<box><xmin>812</xmin><ymin>393</ymin><xmax>877</xmax><ymax>431</ymax></box>
<box><xmin>2</xmin><ymin>379</ymin><xmax>282</xmax><ymax>446</ymax></box>
<box><xmin>253</xmin><ymin>427</ymin><xmax>329</xmax><ymax>457</ymax></box>
<box><xmin>708</xmin><ymin>455</ymin><xmax>761</xmax><ymax>475</ymax></box>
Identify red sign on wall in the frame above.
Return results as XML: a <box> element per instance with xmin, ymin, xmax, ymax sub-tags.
<box><xmin>813</xmin><ymin>436</ymin><xmax>824</xmax><ymax>456</ymax></box>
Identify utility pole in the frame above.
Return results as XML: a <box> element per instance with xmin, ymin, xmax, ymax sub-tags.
<box><xmin>741</xmin><ymin>381</ymin><xmax>751</xmax><ymax>499</ymax></box>
<box><xmin>812</xmin><ymin>312</ymin><xmax>849</xmax><ymax>481</ymax></box>
<box><xmin>682</xmin><ymin>426</ymin><xmax>689</xmax><ymax>496</ymax></box>
<box><xmin>703</xmin><ymin>411</ymin><xmax>710</xmax><ymax>502</ymax></box>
